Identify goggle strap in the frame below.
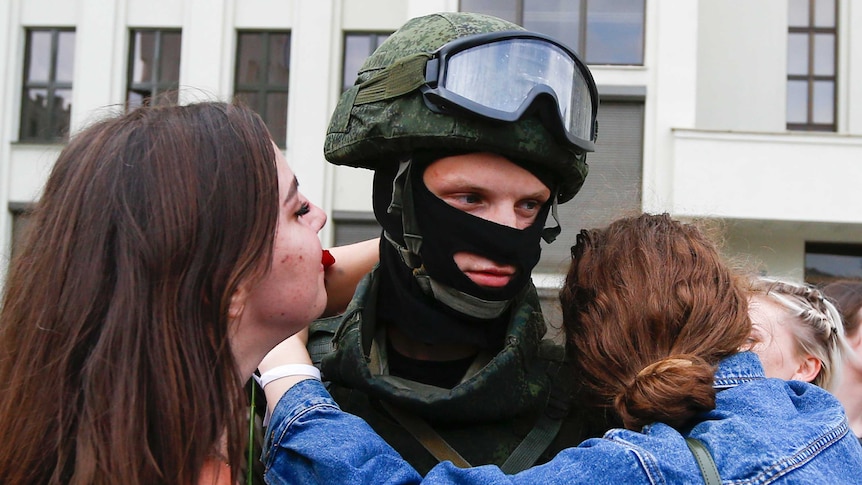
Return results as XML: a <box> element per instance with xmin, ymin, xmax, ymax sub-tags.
<box><xmin>400</xmin><ymin>161</ymin><xmax>423</xmax><ymax>259</ymax></box>
<box><xmin>541</xmin><ymin>193</ymin><xmax>561</xmax><ymax>244</ymax></box>
<box><xmin>354</xmin><ymin>53</ymin><xmax>431</xmax><ymax>106</ymax></box>
<box><xmin>414</xmin><ymin>270</ymin><xmax>511</xmax><ymax>319</ymax></box>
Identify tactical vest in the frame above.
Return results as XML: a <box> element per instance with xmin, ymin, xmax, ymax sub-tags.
<box><xmin>308</xmin><ymin>267</ymin><xmax>602</xmax><ymax>475</ymax></box>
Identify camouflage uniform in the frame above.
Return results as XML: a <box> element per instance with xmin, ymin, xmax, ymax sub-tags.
<box><xmin>309</xmin><ymin>267</ymin><xmax>599</xmax><ymax>475</ymax></box>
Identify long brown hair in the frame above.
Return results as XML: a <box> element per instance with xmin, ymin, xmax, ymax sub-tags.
<box><xmin>0</xmin><ymin>101</ymin><xmax>279</xmax><ymax>484</ymax></box>
<box><xmin>560</xmin><ymin>213</ymin><xmax>751</xmax><ymax>431</ymax></box>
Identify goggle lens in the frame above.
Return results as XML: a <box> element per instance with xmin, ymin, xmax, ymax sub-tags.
<box><xmin>428</xmin><ymin>34</ymin><xmax>597</xmax><ymax>150</ymax></box>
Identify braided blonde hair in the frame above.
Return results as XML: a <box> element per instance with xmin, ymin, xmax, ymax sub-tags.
<box><xmin>749</xmin><ymin>277</ymin><xmax>849</xmax><ymax>390</ymax></box>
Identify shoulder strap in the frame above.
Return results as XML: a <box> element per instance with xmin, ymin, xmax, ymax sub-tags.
<box><xmin>379</xmin><ymin>400</ymin><xmax>471</xmax><ymax>468</ymax></box>
<box><xmin>500</xmin><ymin>341</ymin><xmax>570</xmax><ymax>474</ymax></box>
<box><xmin>499</xmin><ymin>411</ymin><xmax>564</xmax><ymax>474</ymax></box>
<box><xmin>685</xmin><ymin>437</ymin><xmax>721</xmax><ymax>485</ymax></box>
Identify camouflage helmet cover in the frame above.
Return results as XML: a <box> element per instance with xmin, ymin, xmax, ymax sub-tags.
<box><xmin>324</xmin><ymin>12</ymin><xmax>591</xmax><ymax>202</ymax></box>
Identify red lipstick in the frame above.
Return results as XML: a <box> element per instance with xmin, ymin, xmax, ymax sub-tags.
<box><xmin>322</xmin><ymin>249</ymin><xmax>336</xmax><ymax>268</ymax></box>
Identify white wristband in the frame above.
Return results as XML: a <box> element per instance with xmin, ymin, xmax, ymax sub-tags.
<box><xmin>255</xmin><ymin>364</ymin><xmax>321</xmax><ymax>389</ymax></box>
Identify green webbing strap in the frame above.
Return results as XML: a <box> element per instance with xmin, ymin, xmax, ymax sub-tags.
<box><xmin>685</xmin><ymin>437</ymin><xmax>721</xmax><ymax>485</ymax></box>
<box><xmin>500</xmin><ymin>412</ymin><xmax>564</xmax><ymax>474</ymax></box>
<box><xmin>354</xmin><ymin>53</ymin><xmax>431</xmax><ymax>105</ymax></box>
<box><xmin>501</xmin><ymin>343</ymin><xmax>568</xmax><ymax>474</ymax></box>
<box><xmin>380</xmin><ymin>400</ymin><xmax>472</xmax><ymax>469</ymax></box>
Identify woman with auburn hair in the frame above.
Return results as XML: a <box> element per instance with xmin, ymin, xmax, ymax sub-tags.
<box><xmin>0</xmin><ymin>101</ymin><xmax>378</xmax><ymax>484</ymax></box>
<box><xmin>822</xmin><ymin>280</ymin><xmax>862</xmax><ymax>442</ymax></box>
<box><xmin>255</xmin><ymin>213</ymin><xmax>862</xmax><ymax>484</ymax></box>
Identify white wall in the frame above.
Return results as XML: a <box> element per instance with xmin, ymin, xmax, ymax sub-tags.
<box><xmin>672</xmin><ymin>128</ymin><xmax>862</xmax><ymax>223</ymax></box>
<box><xmin>695</xmin><ymin>0</ymin><xmax>786</xmax><ymax>132</ymax></box>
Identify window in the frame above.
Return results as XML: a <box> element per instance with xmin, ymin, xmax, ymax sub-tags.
<box><xmin>787</xmin><ymin>0</ymin><xmax>837</xmax><ymax>131</ymax></box>
<box><xmin>331</xmin><ymin>211</ymin><xmax>381</xmax><ymax>246</ymax></box>
<box><xmin>235</xmin><ymin>31</ymin><xmax>290</xmax><ymax>147</ymax></box>
<box><xmin>342</xmin><ymin>32</ymin><xmax>390</xmax><ymax>91</ymax></box>
<box><xmin>460</xmin><ymin>0</ymin><xmax>645</xmax><ymax>65</ymax></box>
<box><xmin>805</xmin><ymin>242</ymin><xmax>862</xmax><ymax>286</ymax></box>
<box><xmin>20</xmin><ymin>28</ymin><xmax>75</xmax><ymax>142</ymax></box>
<box><xmin>9</xmin><ymin>203</ymin><xmax>34</xmax><ymax>263</ymax></box>
<box><xmin>536</xmin><ymin>100</ymin><xmax>644</xmax><ymax>275</ymax></box>
<box><xmin>127</xmin><ymin>30</ymin><xmax>182</xmax><ymax>109</ymax></box>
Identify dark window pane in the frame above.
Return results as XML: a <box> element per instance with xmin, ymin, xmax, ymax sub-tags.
<box><xmin>585</xmin><ymin>0</ymin><xmax>644</xmax><ymax>64</ymax></box>
<box><xmin>235</xmin><ymin>91</ymin><xmax>259</xmax><ymax>111</ymax></box>
<box><xmin>268</xmin><ymin>33</ymin><xmax>290</xmax><ymax>84</ymax></box>
<box><xmin>52</xmin><ymin>88</ymin><xmax>72</xmax><ymax>137</ymax></box>
<box><xmin>460</xmin><ymin>0</ymin><xmax>519</xmax><ymax>23</ymax></box>
<box><xmin>788</xmin><ymin>0</ymin><xmax>810</xmax><ymax>27</ymax></box>
<box><xmin>56</xmin><ymin>31</ymin><xmax>76</xmax><ymax>82</ymax></box>
<box><xmin>343</xmin><ymin>34</ymin><xmax>373</xmax><ymax>90</ymax></box>
<box><xmin>787</xmin><ymin>33</ymin><xmax>809</xmax><ymax>76</ymax></box>
<box><xmin>266</xmin><ymin>92</ymin><xmax>288</xmax><ymax>146</ymax></box>
<box><xmin>237</xmin><ymin>33</ymin><xmax>263</xmax><ymax>84</ymax></box>
<box><xmin>11</xmin><ymin>209</ymin><xmax>34</xmax><ymax>262</ymax></box>
<box><xmin>21</xmin><ymin>88</ymin><xmax>49</xmax><ymax>139</ymax></box>
<box><xmin>524</xmin><ymin>0</ymin><xmax>581</xmax><ymax>53</ymax></box>
<box><xmin>127</xmin><ymin>91</ymin><xmax>144</xmax><ymax>109</ymax></box>
<box><xmin>813</xmin><ymin>33</ymin><xmax>835</xmax><ymax>75</ymax></box>
<box><xmin>812</xmin><ymin>80</ymin><xmax>834</xmax><ymax>124</ymax></box>
<box><xmin>814</xmin><ymin>0</ymin><xmax>835</xmax><ymax>28</ymax></box>
<box><xmin>805</xmin><ymin>243</ymin><xmax>862</xmax><ymax>285</ymax></box>
<box><xmin>786</xmin><ymin>80</ymin><xmax>808</xmax><ymax>123</ymax></box>
<box><xmin>159</xmin><ymin>31</ymin><xmax>182</xmax><ymax>83</ymax></box>
<box><xmin>342</xmin><ymin>33</ymin><xmax>390</xmax><ymax>91</ymax></box>
<box><xmin>27</xmin><ymin>31</ymin><xmax>52</xmax><ymax>81</ymax></box>
<box><xmin>131</xmin><ymin>31</ymin><xmax>156</xmax><ymax>83</ymax></box>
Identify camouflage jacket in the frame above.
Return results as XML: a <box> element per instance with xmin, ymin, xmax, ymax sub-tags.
<box><xmin>307</xmin><ymin>266</ymin><xmax>600</xmax><ymax>475</ymax></box>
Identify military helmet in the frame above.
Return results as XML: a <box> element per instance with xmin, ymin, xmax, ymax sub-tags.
<box><xmin>324</xmin><ymin>12</ymin><xmax>598</xmax><ymax>203</ymax></box>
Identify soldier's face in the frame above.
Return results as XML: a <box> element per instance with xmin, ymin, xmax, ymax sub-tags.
<box><xmin>422</xmin><ymin>152</ymin><xmax>550</xmax><ymax>288</ymax></box>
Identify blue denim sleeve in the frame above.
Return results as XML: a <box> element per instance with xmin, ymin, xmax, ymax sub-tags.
<box><xmin>263</xmin><ymin>379</ymin><xmax>423</xmax><ymax>485</ymax></box>
<box><xmin>262</xmin><ymin>380</ymin><xmax>652</xmax><ymax>484</ymax></box>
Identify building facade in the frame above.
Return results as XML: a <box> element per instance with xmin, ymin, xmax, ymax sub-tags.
<box><xmin>1</xmin><ymin>0</ymin><xmax>861</xmax><ymax>314</ymax></box>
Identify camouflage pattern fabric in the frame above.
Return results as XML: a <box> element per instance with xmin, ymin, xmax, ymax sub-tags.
<box><xmin>307</xmin><ymin>267</ymin><xmax>605</xmax><ymax>474</ymax></box>
<box><xmin>323</xmin><ymin>12</ymin><xmax>590</xmax><ymax>203</ymax></box>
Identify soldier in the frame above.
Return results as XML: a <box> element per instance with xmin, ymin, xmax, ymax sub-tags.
<box><xmin>308</xmin><ymin>11</ymin><xmax>601</xmax><ymax>474</ymax></box>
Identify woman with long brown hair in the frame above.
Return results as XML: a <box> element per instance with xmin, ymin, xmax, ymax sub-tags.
<box><xmin>0</xmin><ymin>101</ymin><xmax>347</xmax><ymax>484</ymax></box>
<box><xmin>257</xmin><ymin>213</ymin><xmax>862</xmax><ymax>483</ymax></box>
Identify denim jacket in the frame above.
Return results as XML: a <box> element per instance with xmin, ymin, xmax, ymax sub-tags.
<box><xmin>263</xmin><ymin>352</ymin><xmax>862</xmax><ymax>484</ymax></box>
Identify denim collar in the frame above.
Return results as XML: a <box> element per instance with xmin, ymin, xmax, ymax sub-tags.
<box><xmin>713</xmin><ymin>351</ymin><xmax>765</xmax><ymax>390</ymax></box>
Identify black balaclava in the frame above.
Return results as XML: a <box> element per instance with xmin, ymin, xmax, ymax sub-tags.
<box><xmin>372</xmin><ymin>152</ymin><xmax>557</xmax><ymax>348</ymax></box>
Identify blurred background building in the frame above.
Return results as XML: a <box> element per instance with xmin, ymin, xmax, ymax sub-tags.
<box><xmin>1</xmin><ymin>0</ymin><xmax>860</xmax><ymax>321</ymax></box>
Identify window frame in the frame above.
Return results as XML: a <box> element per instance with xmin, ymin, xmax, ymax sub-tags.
<box><xmin>234</xmin><ymin>30</ymin><xmax>291</xmax><ymax>148</ymax></box>
<box><xmin>786</xmin><ymin>0</ymin><xmax>838</xmax><ymax>132</ymax></box>
<box><xmin>125</xmin><ymin>29</ymin><xmax>182</xmax><ymax>109</ymax></box>
<box><xmin>804</xmin><ymin>241</ymin><xmax>862</xmax><ymax>285</ymax></box>
<box><xmin>459</xmin><ymin>0</ymin><xmax>646</xmax><ymax>66</ymax></box>
<box><xmin>341</xmin><ymin>31</ymin><xmax>390</xmax><ymax>92</ymax></box>
<box><xmin>19</xmin><ymin>27</ymin><xmax>75</xmax><ymax>143</ymax></box>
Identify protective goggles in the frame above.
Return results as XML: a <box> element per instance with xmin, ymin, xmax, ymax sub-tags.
<box><xmin>353</xmin><ymin>31</ymin><xmax>599</xmax><ymax>152</ymax></box>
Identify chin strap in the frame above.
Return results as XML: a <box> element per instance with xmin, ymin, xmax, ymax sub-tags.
<box><xmin>541</xmin><ymin>195</ymin><xmax>561</xmax><ymax>244</ymax></box>
<box><xmin>414</xmin><ymin>268</ymin><xmax>511</xmax><ymax>319</ymax></box>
